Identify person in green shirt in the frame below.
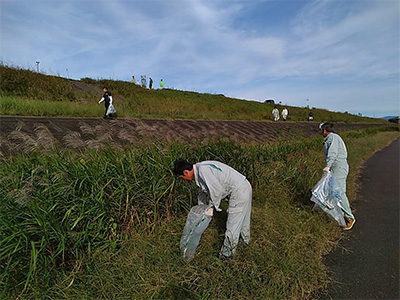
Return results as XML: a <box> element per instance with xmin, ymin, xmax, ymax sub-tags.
<box><xmin>160</xmin><ymin>79</ymin><xmax>164</xmax><ymax>89</ymax></box>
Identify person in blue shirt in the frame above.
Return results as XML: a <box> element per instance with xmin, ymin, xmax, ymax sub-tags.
<box><xmin>174</xmin><ymin>160</ymin><xmax>252</xmax><ymax>258</ymax></box>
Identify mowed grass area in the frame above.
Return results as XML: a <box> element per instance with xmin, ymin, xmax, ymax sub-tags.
<box><xmin>0</xmin><ymin>65</ymin><xmax>386</xmax><ymax>123</ymax></box>
<box><xmin>1</xmin><ymin>126</ymin><xmax>398</xmax><ymax>299</ymax></box>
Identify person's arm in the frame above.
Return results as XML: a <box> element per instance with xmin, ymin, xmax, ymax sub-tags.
<box><xmin>198</xmin><ymin>187</ymin><xmax>208</xmax><ymax>205</ymax></box>
<box><xmin>109</xmin><ymin>95</ymin><xmax>113</xmax><ymax>104</ymax></box>
<box><xmin>326</xmin><ymin>135</ymin><xmax>339</xmax><ymax>168</ymax></box>
<box><xmin>99</xmin><ymin>97</ymin><xmax>105</xmax><ymax>104</ymax></box>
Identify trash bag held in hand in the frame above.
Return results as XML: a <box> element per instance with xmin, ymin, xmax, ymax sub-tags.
<box><xmin>107</xmin><ymin>104</ymin><xmax>116</xmax><ymax>115</ymax></box>
<box><xmin>180</xmin><ymin>204</ymin><xmax>213</xmax><ymax>260</ymax></box>
<box><xmin>310</xmin><ymin>172</ymin><xmax>346</xmax><ymax>226</ymax></box>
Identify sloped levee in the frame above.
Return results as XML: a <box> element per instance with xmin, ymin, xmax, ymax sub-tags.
<box><xmin>0</xmin><ymin>116</ymin><xmax>389</xmax><ymax>156</ymax></box>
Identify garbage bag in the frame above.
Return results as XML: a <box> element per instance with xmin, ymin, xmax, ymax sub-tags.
<box><xmin>107</xmin><ymin>104</ymin><xmax>116</xmax><ymax>115</ymax></box>
<box><xmin>310</xmin><ymin>172</ymin><xmax>346</xmax><ymax>226</ymax></box>
<box><xmin>180</xmin><ymin>204</ymin><xmax>213</xmax><ymax>260</ymax></box>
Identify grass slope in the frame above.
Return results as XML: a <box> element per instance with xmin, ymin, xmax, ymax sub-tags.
<box><xmin>1</xmin><ymin>126</ymin><xmax>398</xmax><ymax>299</ymax></box>
<box><xmin>0</xmin><ymin>65</ymin><xmax>385</xmax><ymax>123</ymax></box>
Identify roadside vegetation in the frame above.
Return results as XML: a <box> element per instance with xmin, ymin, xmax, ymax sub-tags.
<box><xmin>1</xmin><ymin>126</ymin><xmax>398</xmax><ymax>299</ymax></box>
<box><xmin>0</xmin><ymin>65</ymin><xmax>385</xmax><ymax>123</ymax></box>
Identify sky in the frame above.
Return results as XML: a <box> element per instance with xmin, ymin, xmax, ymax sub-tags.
<box><xmin>1</xmin><ymin>0</ymin><xmax>399</xmax><ymax>117</ymax></box>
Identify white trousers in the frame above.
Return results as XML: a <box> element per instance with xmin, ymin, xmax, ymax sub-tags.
<box><xmin>220</xmin><ymin>180</ymin><xmax>252</xmax><ymax>257</ymax></box>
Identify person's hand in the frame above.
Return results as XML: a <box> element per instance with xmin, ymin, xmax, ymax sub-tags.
<box><xmin>205</xmin><ymin>207</ymin><xmax>214</xmax><ymax>217</ymax></box>
<box><xmin>323</xmin><ymin>167</ymin><xmax>330</xmax><ymax>173</ymax></box>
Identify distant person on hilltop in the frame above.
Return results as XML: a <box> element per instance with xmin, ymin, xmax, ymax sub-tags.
<box><xmin>282</xmin><ymin>108</ymin><xmax>288</xmax><ymax>121</ymax></box>
<box><xmin>320</xmin><ymin>122</ymin><xmax>356</xmax><ymax>230</ymax></box>
<box><xmin>160</xmin><ymin>79</ymin><xmax>164</xmax><ymax>89</ymax></box>
<box><xmin>272</xmin><ymin>106</ymin><xmax>280</xmax><ymax>121</ymax></box>
<box><xmin>309</xmin><ymin>111</ymin><xmax>314</xmax><ymax>121</ymax></box>
<box><xmin>131</xmin><ymin>76</ymin><xmax>136</xmax><ymax>84</ymax></box>
<box><xmin>98</xmin><ymin>87</ymin><xmax>113</xmax><ymax>119</ymax></box>
<box><xmin>141</xmin><ymin>75</ymin><xmax>146</xmax><ymax>88</ymax></box>
<box><xmin>149</xmin><ymin>76</ymin><xmax>153</xmax><ymax>89</ymax></box>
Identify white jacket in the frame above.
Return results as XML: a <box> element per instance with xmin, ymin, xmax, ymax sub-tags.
<box><xmin>194</xmin><ymin>161</ymin><xmax>247</xmax><ymax>211</ymax></box>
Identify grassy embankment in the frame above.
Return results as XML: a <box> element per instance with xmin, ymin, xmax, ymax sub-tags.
<box><xmin>1</xmin><ymin>126</ymin><xmax>398</xmax><ymax>299</ymax></box>
<box><xmin>0</xmin><ymin>65</ymin><xmax>385</xmax><ymax>123</ymax></box>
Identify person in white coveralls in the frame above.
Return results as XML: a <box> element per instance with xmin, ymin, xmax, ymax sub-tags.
<box><xmin>282</xmin><ymin>108</ymin><xmax>288</xmax><ymax>121</ymax></box>
<box><xmin>272</xmin><ymin>106</ymin><xmax>280</xmax><ymax>121</ymax></box>
<box><xmin>320</xmin><ymin>122</ymin><xmax>356</xmax><ymax>230</ymax></box>
<box><xmin>173</xmin><ymin>160</ymin><xmax>252</xmax><ymax>258</ymax></box>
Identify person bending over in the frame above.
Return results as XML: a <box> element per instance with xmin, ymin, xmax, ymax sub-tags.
<box><xmin>173</xmin><ymin>160</ymin><xmax>252</xmax><ymax>258</ymax></box>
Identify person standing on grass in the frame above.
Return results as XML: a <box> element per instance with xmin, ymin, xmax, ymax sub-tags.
<box><xmin>131</xmin><ymin>76</ymin><xmax>136</xmax><ymax>84</ymax></box>
<box><xmin>98</xmin><ymin>87</ymin><xmax>113</xmax><ymax>119</ymax></box>
<box><xmin>173</xmin><ymin>160</ymin><xmax>252</xmax><ymax>259</ymax></box>
<box><xmin>149</xmin><ymin>76</ymin><xmax>153</xmax><ymax>89</ymax></box>
<box><xmin>282</xmin><ymin>108</ymin><xmax>288</xmax><ymax>121</ymax></box>
<box><xmin>160</xmin><ymin>79</ymin><xmax>164</xmax><ymax>89</ymax></box>
<box><xmin>141</xmin><ymin>75</ymin><xmax>146</xmax><ymax>88</ymax></box>
<box><xmin>320</xmin><ymin>122</ymin><xmax>356</xmax><ymax>230</ymax></box>
<box><xmin>272</xmin><ymin>106</ymin><xmax>280</xmax><ymax>121</ymax></box>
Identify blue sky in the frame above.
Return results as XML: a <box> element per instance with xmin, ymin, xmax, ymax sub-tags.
<box><xmin>1</xmin><ymin>0</ymin><xmax>399</xmax><ymax>117</ymax></box>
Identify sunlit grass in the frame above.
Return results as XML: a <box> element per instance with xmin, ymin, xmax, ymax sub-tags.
<box><xmin>1</xmin><ymin>127</ymin><xmax>398</xmax><ymax>299</ymax></box>
<box><xmin>1</xmin><ymin>65</ymin><xmax>386</xmax><ymax>123</ymax></box>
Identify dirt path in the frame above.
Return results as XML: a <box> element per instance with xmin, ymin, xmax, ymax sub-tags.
<box><xmin>0</xmin><ymin>116</ymin><xmax>390</xmax><ymax>156</ymax></box>
<box><xmin>325</xmin><ymin>138</ymin><xmax>399</xmax><ymax>299</ymax></box>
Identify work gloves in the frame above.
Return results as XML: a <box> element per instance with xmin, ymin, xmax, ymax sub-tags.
<box><xmin>323</xmin><ymin>167</ymin><xmax>330</xmax><ymax>173</ymax></box>
<box><xmin>205</xmin><ymin>207</ymin><xmax>214</xmax><ymax>217</ymax></box>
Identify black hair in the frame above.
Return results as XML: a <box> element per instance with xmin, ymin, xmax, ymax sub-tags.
<box><xmin>173</xmin><ymin>160</ymin><xmax>193</xmax><ymax>175</ymax></box>
<box><xmin>103</xmin><ymin>87</ymin><xmax>108</xmax><ymax>90</ymax></box>
<box><xmin>321</xmin><ymin>122</ymin><xmax>335</xmax><ymax>133</ymax></box>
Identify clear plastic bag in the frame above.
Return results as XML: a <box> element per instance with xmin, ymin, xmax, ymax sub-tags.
<box><xmin>311</xmin><ymin>172</ymin><xmax>346</xmax><ymax>226</ymax></box>
<box><xmin>180</xmin><ymin>204</ymin><xmax>213</xmax><ymax>260</ymax></box>
<box><xmin>107</xmin><ymin>104</ymin><xmax>116</xmax><ymax>115</ymax></box>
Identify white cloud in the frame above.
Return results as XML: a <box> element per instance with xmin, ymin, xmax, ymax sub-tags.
<box><xmin>1</xmin><ymin>0</ymin><xmax>398</xmax><ymax>116</ymax></box>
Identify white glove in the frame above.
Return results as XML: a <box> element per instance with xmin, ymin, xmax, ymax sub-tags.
<box><xmin>323</xmin><ymin>167</ymin><xmax>330</xmax><ymax>173</ymax></box>
<box><xmin>205</xmin><ymin>207</ymin><xmax>214</xmax><ymax>217</ymax></box>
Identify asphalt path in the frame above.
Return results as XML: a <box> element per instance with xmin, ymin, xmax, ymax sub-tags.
<box><xmin>325</xmin><ymin>138</ymin><xmax>399</xmax><ymax>300</ymax></box>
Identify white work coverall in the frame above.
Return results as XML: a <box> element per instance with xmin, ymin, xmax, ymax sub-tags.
<box><xmin>282</xmin><ymin>109</ymin><xmax>288</xmax><ymax>120</ymax></box>
<box><xmin>323</xmin><ymin>133</ymin><xmax>354</xmax><ymax>219</ymax></box>
<box><xmin>194</xmin><ymin>161</ymin><xmax>252</xmax><ymax>257</ymax></box>
<box><xmin>272</xmin><ymin>108</ymin><xmax>280</xmax><ymax>121</ymax></box>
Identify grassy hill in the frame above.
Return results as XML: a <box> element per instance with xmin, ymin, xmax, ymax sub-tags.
<box><xmin>0</xmin><ymin>65</ymin><xmax>385</xmax><ymax>123</ymax></box>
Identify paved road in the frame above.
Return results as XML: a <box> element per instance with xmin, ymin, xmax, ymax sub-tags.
<box><xmin>326</xmin><ymin>138</ymin><xmax>399</xmax><ymax>299</ymax></box>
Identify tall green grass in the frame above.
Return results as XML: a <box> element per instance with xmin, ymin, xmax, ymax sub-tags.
<box><xmin>0</xmin><ymin>96</ymin><xmax>105</xmax><ymax>117</ymax></box>
<box><xmin>1</xmin><ymin>127</ymin><xmax>398</xmax><ymax>299</ymax></box>
<box><xmin>1</xmin><ymin>65</ymin><xmax>386</xmax><ymax>123</ymax></box>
